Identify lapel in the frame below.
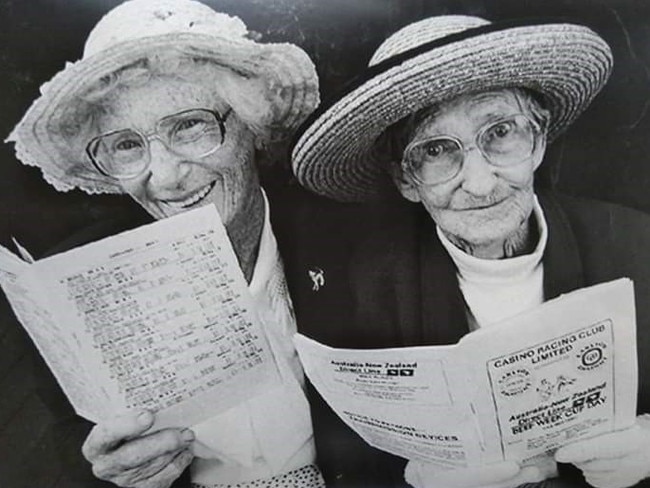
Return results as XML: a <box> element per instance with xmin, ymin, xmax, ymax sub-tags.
<box><xmin>416</xmin><ymin>207</ymin><xmax>471</xmax><ymax>345</ymax></box>
<box><xmin>352</xmin><ymin>202</ymin><xmax>470</xmax><ymax>347</ymax></box>
<box><xmin>537</xmin><ymin>191</ymin><xmax>586</xmax><ymax>299</ymax></box>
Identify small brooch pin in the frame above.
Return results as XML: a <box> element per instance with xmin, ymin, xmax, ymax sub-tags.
<box><xmin>308</xmin><ymin>267</ymin><xmax>325</xmax><ymax>291</ymax></box>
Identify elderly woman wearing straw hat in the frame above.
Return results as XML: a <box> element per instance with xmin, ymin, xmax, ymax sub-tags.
<box><xmin>7</xmin><ymin>1</ymin><xmax>324</xmax><ymax>488</ymax></box>
<box><xmin>291</xmin><ymin>15</ymin><xmax>650</xmax><ymax>488</ymax></box>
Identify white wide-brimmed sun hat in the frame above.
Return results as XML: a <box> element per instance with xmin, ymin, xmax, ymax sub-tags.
<box><xmin>7</xmin><ymin>0</ymin><xmax>319</xmax><ymax>194</ymax></box>
<box><xmin>291</xmin><ymin>15</ymin><xmax>613</xmax><ymax>202</ymax></box>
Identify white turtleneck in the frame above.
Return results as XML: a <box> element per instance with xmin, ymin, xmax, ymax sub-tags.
<box><xmin>437</xmin><ymin>196</ymin><xmax>548</xmax><ymax>331</ymax></box>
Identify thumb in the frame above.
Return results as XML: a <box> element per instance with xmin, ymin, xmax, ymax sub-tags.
<box><xmin>440</xmin><ymin>461</ymin><xmax>521</xmax><ymax>485</ymax></box>
<box><xmin>405</xmin><ymin>460</ymin><xmax>521</xmax><ymax>488</ymax></box>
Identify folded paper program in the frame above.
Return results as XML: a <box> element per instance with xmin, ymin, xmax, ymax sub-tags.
<box><xmin>295</xmin><ymin>278</ymin><xmax>638</xmax><ymax>469</ymax></box>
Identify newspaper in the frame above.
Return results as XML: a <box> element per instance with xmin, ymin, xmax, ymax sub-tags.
<box><xmin>294</xmin><ymin>278</ymin><xmax>638</xmax><ymax>469</ymax></box>
<box><xmin>0</xmin><ymin>204</ymin><xmax>281</xmax><ymax>429</ymax></box>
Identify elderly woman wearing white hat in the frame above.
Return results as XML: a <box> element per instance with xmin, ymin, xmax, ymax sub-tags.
<box><xmin>292</xmin><ymin>15</ymin><xmax>650</xmax><ymax>488</ymax></box>
<box><xmin>8</xmin><ymin>1</ymin><xmax>323</xmax><ymax>488</ymax></box>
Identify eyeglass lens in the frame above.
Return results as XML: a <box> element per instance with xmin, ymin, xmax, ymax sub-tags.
<box><xmin>88</xmin><ymin>109</ymin><xmax>224</xmax><ymax>178</ymax></box>
<box><xmin>404</xmin><ymin>114</ymin><xmax>537</xmax><ymax>185</ymax></box>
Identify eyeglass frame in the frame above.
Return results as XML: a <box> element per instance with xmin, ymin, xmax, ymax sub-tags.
<box><xmin>400</xmin><ymin>113</ymin><xmax>545</xmax><ymax>187</ymax></box>
<box><xmin>86</xmin><ymin>107</ymin><xmax>232</xmax><ymax>180</ymax></box>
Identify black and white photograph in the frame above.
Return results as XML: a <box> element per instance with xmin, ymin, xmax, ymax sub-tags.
<box><xmin>1</xmin><ymin>1</ymin><xmax>650</xmax><ymax>487</ymax></box>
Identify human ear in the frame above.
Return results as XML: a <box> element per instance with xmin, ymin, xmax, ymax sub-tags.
<box><xmin>388</xmin><ymin>161</ymin><xmax>422</xmax><ymax>203</ymax></box>
<box><xmin>532</xmin><ymin>135</ymin><xmax>547</xmax><ymax>172</ymax></box>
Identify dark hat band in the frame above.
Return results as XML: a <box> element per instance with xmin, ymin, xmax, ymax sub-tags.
<box><xmin>293</xmin><ymin>18</ymin><xmax>577</xmax><ymax>148</ymax></box>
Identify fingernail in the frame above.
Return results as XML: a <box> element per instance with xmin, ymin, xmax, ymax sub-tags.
<box><xmin>181</xmin><ymin>428</ymin><xmax>195</xmax><ymax>443</ymax></box>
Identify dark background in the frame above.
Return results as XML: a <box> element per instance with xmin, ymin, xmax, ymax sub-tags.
<box><xmin>0</xmin><ymin>1</ymin><xmax>649</xmax><ymax>486</ymax></box>
<box><xmin>2</xmin><ymin>0</ymin><xmax>650</xmax><ymax>255</ymax></box>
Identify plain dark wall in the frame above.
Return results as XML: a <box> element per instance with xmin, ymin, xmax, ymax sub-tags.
<box><xmin>0</xmin><ymin>1</ymin><xmax>648</xmax><ymax>486</ymax></box>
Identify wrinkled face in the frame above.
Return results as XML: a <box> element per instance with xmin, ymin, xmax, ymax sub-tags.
<box><xmin>93</xmin><ymin>77</ymin><xmax>258</xmax><ymax>225</ymax></box>
<box><xmin>396</xmin><ymin>90</ymin><xmax>546</xmax><ymax>247</ymax></box>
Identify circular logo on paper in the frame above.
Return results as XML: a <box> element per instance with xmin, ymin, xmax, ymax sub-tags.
<box><xmin>498</xmin><ymin>368</ymin><xmax>532</xmax><ymax>397</ymax></box>
<box><xmin>577</xmin><ymin>342</ymin><xmax>607</xmax><ymax>371</ymax></box>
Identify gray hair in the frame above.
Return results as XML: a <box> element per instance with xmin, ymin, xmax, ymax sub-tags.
<box><xmin>77</xmin><ymin>51</ymin><xmax>278</xmax><ymax>152</ymax></box>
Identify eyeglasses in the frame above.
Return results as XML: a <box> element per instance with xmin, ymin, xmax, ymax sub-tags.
<box><xmin>86</xmin><ymin>108</ymin><xmax>231</xmax><ymax>180</ymax></box>
<box><xmin>401</xmin><ymin>114</ymin><xmax>543</xmax><ymax>186</ymax></box>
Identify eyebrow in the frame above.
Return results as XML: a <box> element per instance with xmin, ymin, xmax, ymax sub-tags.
<box><xmin>466</xmin><ymin>102</ymin><xmax>522</xmax><ymax>127</ymax></box>
<box><xmin>466</xmin><ymin>97</ymin><xmax>512</xmax><ymax>113</ymax></box>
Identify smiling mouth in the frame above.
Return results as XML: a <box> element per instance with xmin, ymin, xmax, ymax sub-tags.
<box><xmin>165</xmin><ymin>181</ymin><xmax>216</xmax><ymax>209</ymax></box>
<box><xmin>458</xmin><ymin>198</ymin><xmax>507</xmax><ymax>211</ymax></box>
<box><xmin>473</xmin><ymin>201</ymin><xmax>501</xmax><ymax>209</ymax></box>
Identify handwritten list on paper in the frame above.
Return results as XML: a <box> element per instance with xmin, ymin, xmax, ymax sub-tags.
<box><xmin>0</xmin><ymin>205</ymin><xmax>281</xmax><ymax>428</ymax></box>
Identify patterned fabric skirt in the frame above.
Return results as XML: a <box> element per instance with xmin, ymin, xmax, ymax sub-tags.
<box><xmin>191</xmin><ymin>464</ymin><xmax>325</xmax><ymax>488</ymax></box>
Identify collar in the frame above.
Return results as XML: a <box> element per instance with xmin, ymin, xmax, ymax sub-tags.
<box><xmin>537</xmin><ymin>190</ymin><xmax>585</xmax><ymax>299</ymax></box>
<box><xmin>248</xmin><ymin>189</ymin><xmax>276</xmax><ymax>298</ymax></box>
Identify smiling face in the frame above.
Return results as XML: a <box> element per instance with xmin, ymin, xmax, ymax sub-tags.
<box><xmin>93</xmin><ymin>76</ymin><xmax>260</xmax><ymax>228</ymax></box>
<box><xmin>394</xmin><ymin>89</ymin><xmax>546</xmax><ymax>254</ymax></box>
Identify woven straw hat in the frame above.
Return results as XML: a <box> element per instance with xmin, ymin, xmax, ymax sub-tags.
<box><xmin>291</xmin><ymin>16</ymin><xmax>613</xmax><ymax>202</ymax></box>
<box><xmin>7</xmin><ymin>0</ymin><xmax>319</xmax><ymax>194</ymax></box>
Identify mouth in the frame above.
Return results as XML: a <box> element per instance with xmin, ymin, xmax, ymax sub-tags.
<box><xmin>456</xmin><ymin>192</ymin><xmax>512</xmax><ymax>212</ymax></box>
<box><xmin>469</xmin><ymin>201</ymin><xmax>501</xmax><ymax>210</ymax></box>
<box><xmin>164</xmin><ymin>181</ymin><xmax>216</xmax><ymax>209</ymax></box>
<box><xmin>458</xmin><ymin>197</ymin><xmax>508</xmax><ymax>211</ymax></box>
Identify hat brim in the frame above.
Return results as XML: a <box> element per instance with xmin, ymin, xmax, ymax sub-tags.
<box><xmin>9</xmin><ymin>32</ymin><xmax>318</xmax><ymax>194</ymax></box>
<box><xmin>292</xmin><ymin>20</ymin><xmax>613</xmax><ymax>202</ymax></box>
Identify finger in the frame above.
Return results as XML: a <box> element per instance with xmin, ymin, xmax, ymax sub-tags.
<box><xmin>92</xmin><ymin>428</ymin><xmax>194</xmax><ymax>479</ymax></box>
<box><xmin>555</xmin><ymin>426</ymin><xmax>643</xmax><ymax>463</ymax></box>
<box><xmin>584</xmin><ymin>471</ymin><xmax>643</xmax><ymax>488</ymax></box>
<box><xmin>575</xmin><ymin>457</ymin><xmax>624</xmax><ymax>473</ymax></box>
<box><xmin>112</xmin><ymin>449</ymin><xmax>193</xmax><ymax>488</ymax></box>
<box><xmin>112</xmin><ymin>450</ymin><xmax>180</xmax><ymax>486</ymax></box>
<box><xmin>134</xmin><ymin>449</ymin><xmax>194</xmax><ymax>482</ymax></box>
<box><xmin>475</xmin><ymin>465</ymin><xmax>549</xmax><ymax>488</ymax></box>
<box><xmin>83</xmin><ymin>411</ymin><xmax>154</xmax><ymax>460</ymax></box>
<box><xmin>436</xmin><ymin>461</ymin><xmax>520</xmax><ymax>486</ymax></box>
<box><xmin>533</xmin><ymin>455</ymin><xmax>560</xmax><ymax>479</ymax></box>
<box><xmin>507</xmin><ymin>465</ymin><xmax>547</xmax><ymax>485</ymax></box>
<box><xmin>479</xmin><ymin>466</ymin><xmax>545</xmax><ymax>488</ymax></box>
<box><xmin>138</xmin><ymin>450</ymin><xmax>194</xmax><ymax>488</ymax></box>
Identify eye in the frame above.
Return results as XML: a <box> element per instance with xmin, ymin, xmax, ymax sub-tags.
<box><xmin>114</xmin><ymin>138</ymin><xmax>143</xmax><ymax>151</ymax></box>
<box><xmin>405</xmin><ymin>138</ymin><xmax>459</xmax><ymax>174</ymax></box>
<box><xmin>485</xmin><ymin>120</ymin><xmax>516</xmax><ymax>141</ymax></box>
<box><xmin>176</xmin><ymin>118</ymin><xmax>205</xmax><ymax>132</ymax></box>
<box><xmin>423</xmin><ymin>139</ymin><xmax>457</xmax><ymax>158</ymax></box>
<box><xmin>171</xmin><ymin>115</ymin><xmax>213</xmax><ymax>144</ymax></box>
<box><xmin>174</xmin><ymin>117</ymin><xmax>210</xmax><ymax>138</ymax></box>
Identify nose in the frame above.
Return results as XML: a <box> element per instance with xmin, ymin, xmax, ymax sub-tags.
<box><xmin>146</xmin><ymin>139</ymin><xmax>187</xmax><ymax>187</ymax></box>
<box><xmin>459</xmin><ymin>147</ymin><xmax>498</xmax><ymax>197</ymax></box>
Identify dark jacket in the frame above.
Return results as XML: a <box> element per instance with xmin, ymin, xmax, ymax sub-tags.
<box><xmin>272</xmin><ymin>188</ymin><xmax>650</xmax><ymax>488</ymax></box>
<box><xmin>9</xmin><ymin>184</ymin><xmax>650</xmax><ymax>488</ymax></box>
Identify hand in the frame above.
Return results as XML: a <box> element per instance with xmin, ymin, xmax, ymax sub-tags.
<box><xmin>555</xmin><ymin>415</ymin><xmax>650</xmax><ymax>488</ymax></box>
<box><xmin>82</xmin><ymin>410</ymin><xmax>195</xmax><ymax>488</ymax></box>
<box><xmin>404</xmin><ymin>458</ymin><xmax>555</xmax><ymax>488</ymax></box>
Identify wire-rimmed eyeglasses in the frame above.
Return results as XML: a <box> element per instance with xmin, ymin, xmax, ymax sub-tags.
<box><xmin>86</xmin><ymin>108</ymin><xmax>231</xmax><ymax>180</ymax></box>
<box><xmin>401</xmin><ymin>114</ymin><xmax>543</xmax><ymax>186</ymax></box>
